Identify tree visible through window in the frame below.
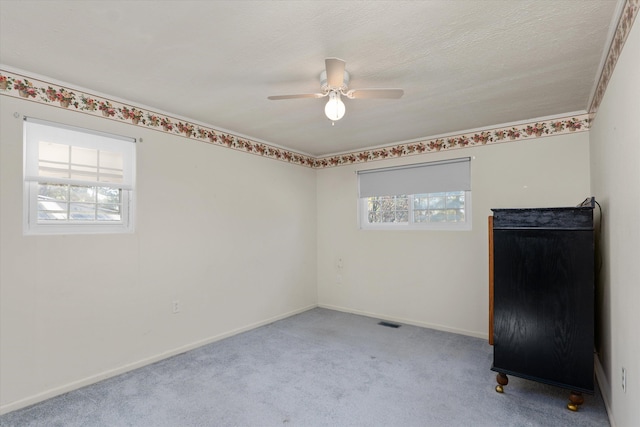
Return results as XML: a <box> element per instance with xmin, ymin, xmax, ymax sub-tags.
<box><xmin>37</xmin><ymin>184</ymin><xmax>123</xmax><ymax>222</ymax></box>
<box><xmin>368</xmin><ymin>194</ymin><xmax>409</xmax><ymax>223</ymax></box>
<box><xmin>413</xmin><ymin>191</ymin><xmax>465</xmax><ymax>223</ymax></box>
<box><xmin>358</xmin><ymin>158</ymin><xmax>471</xmax><ymax>230</ymax></box>
<box><xmin>365</xmin><ymin>191</ymin><xmax>466</xmax><ymax>225</ymax></box>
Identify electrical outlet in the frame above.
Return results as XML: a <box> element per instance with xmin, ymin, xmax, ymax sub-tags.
<box><xmin>622</xmin><ymin>367</ymin><xmax>626</xmax><ymax>393</ymax></box>
<box><xmin>172</xmin><ymin>300</ymin><xmax>180</xmax><ymax>314</ymax></box>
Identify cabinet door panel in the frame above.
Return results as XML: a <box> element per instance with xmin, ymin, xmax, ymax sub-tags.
<box><xmin>493</xmin><ymin>229</ymin><xmax>594</xmax><ymax>391</ymax></box>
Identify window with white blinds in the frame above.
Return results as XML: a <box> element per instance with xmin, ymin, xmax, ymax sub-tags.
<box><xmin>357</xmin><ymin>158</ymin><xmax>471</xmax><ymax>230</ymax></box>
<box><xmin>23</xmin><ymin>117</ymin><xmax>136</xmax><ymax>234</ymax></box>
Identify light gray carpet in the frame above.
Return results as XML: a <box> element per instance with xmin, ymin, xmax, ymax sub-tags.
<box><xmin>0</xmin><ymin>308</ymin><xmax>609</xmax><ymax>426</ymax></box>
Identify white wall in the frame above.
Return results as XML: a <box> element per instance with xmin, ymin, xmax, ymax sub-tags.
<box><xmin>589</xmin><ymin>17</ymin><xmax>640</xmax><ymax>427</ymax></box>
<box><xmin>2</xmin><ymin>50</ymin><xmax>628</xmax><ymax>419</ymax></box>
<box><xmin>0</xmin><ymin>95</ymin><xmax>318</xmax><ymax>413</ymax></box>
<box><xmin>317</xmin><ymin>133</ymin><xmax>591</xmax><ymax>337</ymax></box>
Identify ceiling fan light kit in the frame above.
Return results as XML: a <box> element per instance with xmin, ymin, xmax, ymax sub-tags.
<box><xmin>268</xmin><ymin>58</ymin><xmax>404</xmax><ymax>123</ymax></box>
<box><xmin>324</xmin><ymin>91</ymin><xmax>346</xmax><ymax>121</ymax></box>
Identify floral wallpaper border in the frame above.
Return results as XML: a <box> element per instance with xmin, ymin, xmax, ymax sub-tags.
<box><xmin>0</xmin><ymin>0</ymin><xmax>636</xmax><ymax>170</ymax></box>
<box><xmin>0</xmin><ymin>69</ymin><xmax>591</xmax><ymax>170</ymax></box>
<box><xmin>0</xmin><ymin>71</ymin><xmax>317</xmax><ymax>168</ymax></box>
<box><xmin>589</xmin><ymin>0</ymin><xmax>639</xmax><ymax>118</ymax></box>
<box><xmin>313</xmin><ymin>114</ymin><xmax>590</xmax><ymax>167</ymax></box>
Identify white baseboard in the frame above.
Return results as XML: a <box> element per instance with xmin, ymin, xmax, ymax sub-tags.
<box><xmin>0</xmin><ymin>304</ymin><xmax>317</xmax><ymax>416</ymax></box>
<box><xmin>318</xmin><ymin>303</ymin><xmax>488</xmax><ymax>340</ymax></box>
<box><xmin>595</xmin><ymin>356</ymin><xmax>616</xmax><ymax>427</ymax></box>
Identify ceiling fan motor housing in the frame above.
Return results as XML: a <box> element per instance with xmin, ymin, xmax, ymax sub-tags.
<box><xmin>320</xmin><ymin>70</ymin><xmax>350</xmax><ymax>92</ymax></box>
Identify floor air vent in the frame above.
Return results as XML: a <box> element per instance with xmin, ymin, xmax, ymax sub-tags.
<box><xmin>378</xmin><ymin>321</ymin><xmax>401</xmax><ymax>328</ymax></box>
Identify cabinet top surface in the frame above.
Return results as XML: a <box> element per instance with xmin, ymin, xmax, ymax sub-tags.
<box><xmin>491</xmin><ymin>206</ymin><xmax>594</xmax><ymax>213</ymax></box>
<box><xmin>491</xmin><ymin>206</ymin><xmax>594</xmax><ymax>230</ymax></box>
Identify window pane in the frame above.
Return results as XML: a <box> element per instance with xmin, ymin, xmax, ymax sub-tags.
<box><xmin>97</xmin><ymin>204</ymin><xmax>121</xmax><ymax>221</ymax></box>
<box><xmin>38</xmin><ymin>141</ymin><xmax>69</xmax><ymax>178</ymax></box>
<box><xmin>71</xmin><ymin>146</ymin><xmax>98</xmax><ymax>166</ymax></box>
<box><xmin>38</xmin><ymin>199</ymin><xmax>68</xmax><ymax>220</ymax></box>
<box><xmin>70</xmin><ymin>147</ymin><xmax>98</xmax><ymax>181</ymax></box>
<box><xmin>413</xmin><ymin>196</ymin><xmax>428</xmax><ymax>209</ymax></box>
<box><xmin>70</xmin><ymin>185</ymin><xmax>95</xmax><ymax>202</ymax></box>
<box><xmin>99</xmin><ymin>150</ymin><xmax>124</xmax><ymax>183</ymax></box>
<box><xmin>379</xmin><ymin>195</ymin><xmax>392</xmax><ymax>205</ymax></box>
<box><xmin>446</xmin><ymin>192</ymin><xmax>465</xmax><ymax>208</ymax></box>
<box><xmin>382</xmin><ymin>210</ymin><xmax>396</xmax><ymax>222</ymax></box>
<box><xmin>396</xmin><ymin>196</ymin><xmax>408</xmax><ymax>210</ymax></box>
<box><xmin>414</xmin><ymin>209</ymin><xmax>428</xmax><ymax>223</ymax></box>
<box><xmin>99</xmin><ymin>150</ymin><xmax>122</xmax><ymax>169</ymax></box>
<box><xmin>429</xmin><ymin>210</ymin><xmax>447</xmax><ymax>222</ymax></box>
<box><xmin>447</xmin><ymin>209</ymin><xmax>465</xmax><ymax>222</ymax></box>
<box><xmin>39</xmin><ymin>141</ymin><xmax>69</xmax><ymax>163</ymax></box>
<box><xmin>39</xmin><ymin>183</ymin><xmax>68</xmax><ymax>201</ymax></box>
<box><xmin>69</xmin><ymin>203</ymin><xmax>96</xmax><ymax>221</ymax></box>
<box><xmin>429</xmin><ymin>194</ymin><xmax>446</xmax><ymax>209</ymax></box>
<box><xmin>98</xmin><ymin>187</ymin><xmax>121</xmax><ymax>204</ymax></box>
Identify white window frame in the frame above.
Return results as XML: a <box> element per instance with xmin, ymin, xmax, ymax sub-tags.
<box><xmin>358</xmin><ymin>191</ymin><xmax>472</xmax><ymax>231</ymax></box>
<box><xmin>23</xmin><ymin>117</ymin><xmax>136</xmax><ymax>235</ymax></box>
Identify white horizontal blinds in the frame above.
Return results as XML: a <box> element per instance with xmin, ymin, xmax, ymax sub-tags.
<box><xmin>24</xmin><ymin>118</ymin><xmax>135</xmax><ymax>189</ymax></box>
<box><xmin>358</xmin><ymin>157</ymin><xmax>470</xmax><ymax>198</ymax></box>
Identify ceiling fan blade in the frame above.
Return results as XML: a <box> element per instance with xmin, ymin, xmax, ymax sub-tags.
<box><xmin>346</xmin><ymin>88</ymin><xmax>404</xmax><ymax>99</ymax></box>
<box><xmin>325</xmin><ymin>57</ymin><xmax>346</xmax><ymax>88</ymax></box>
<box><xmin>267</xmin><ymin>93</ymin><xmax>325</xmax><ymax>100</ymax></box>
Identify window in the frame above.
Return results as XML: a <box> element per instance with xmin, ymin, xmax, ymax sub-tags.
<box><xmin>358</xmin><ymin>158</ymin><xmax>471</xmax><ymax>230</ymax></box>
<box><xmin>23</xmin><ymin>118</ymin><xmax>136</xmax><ymax>235</ymax></box>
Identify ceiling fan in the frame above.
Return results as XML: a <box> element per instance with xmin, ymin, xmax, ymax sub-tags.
<box><xmin>268</xmin><ymin>58</ymin><xmax>404</xmax><ymax>121</ymax></box>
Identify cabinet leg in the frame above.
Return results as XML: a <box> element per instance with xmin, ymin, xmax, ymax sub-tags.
<box><xmin>495</xmin><ymin>372</ymin><xmax>508</xmax><ymax>393</ymax></box>
<box><xmin>567</xmin><ymin>391</ymin><xmax>584</xmax><ymax>411</ymax></box>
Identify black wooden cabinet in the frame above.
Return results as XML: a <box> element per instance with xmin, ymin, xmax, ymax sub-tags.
<box><xmin>490</xmin><ymin>201</ymin><xmax>595</xmax><ymax>410</ymax></box>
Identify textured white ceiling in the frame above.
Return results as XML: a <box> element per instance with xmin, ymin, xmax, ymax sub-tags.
<box><xmin>0</xmin><ymin>0</ymin><xmax>622</xmax><ymax>156</ymax></box>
